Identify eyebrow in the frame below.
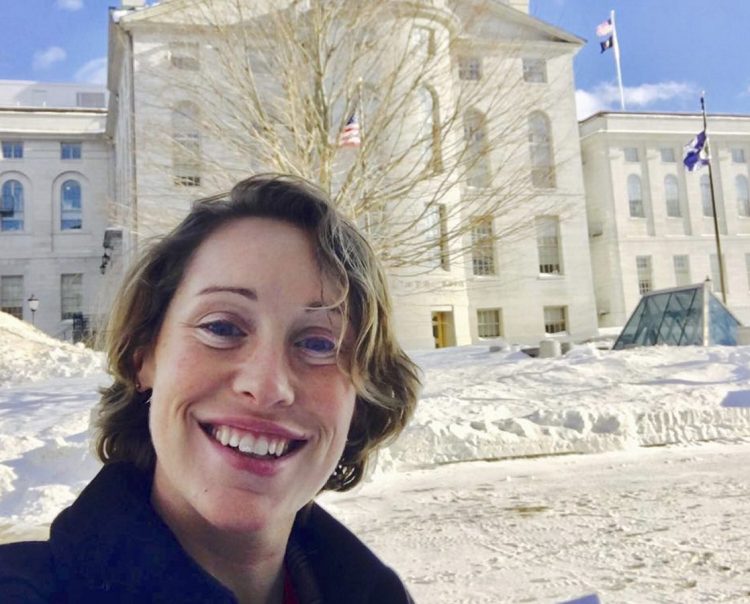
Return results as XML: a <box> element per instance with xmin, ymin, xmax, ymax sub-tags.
<box><xmin>198</xmin><ymin>286</ymin><xmax>257</xmax><ymax>300</ymax></box>
<box><xmin>198</xmin><ymin>286</ymin><xmax>341</xmax><ymax>314</ymax></box>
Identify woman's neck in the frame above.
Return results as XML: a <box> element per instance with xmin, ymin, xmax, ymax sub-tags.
<box><xmin>150</xmin><ymin>484</ymin><xmax>294</xmax><ymax>604</ymax></box>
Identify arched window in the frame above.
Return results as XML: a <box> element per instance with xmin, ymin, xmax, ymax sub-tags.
<box><xmin>700</xmin><ymin>174</ymin><xmax>713</xmax><ymax>217</ymax></box>
<box><xmin>417</xmin><ymin>86</ymin><xmax>442</xmax><ymax>173</ymax></box>
<box><xmin>528</xmin><ymin>111</ymin><xmax>555</xmax><ymax>188</ymax></box>
<box><xmin>627</xmin><ymin>174</ymin><xmax>644</xmax><ymax>217</ymax></box>
<box><xmin>61</xmin><ymin>179</ymin><xmax>82</xmax><ymax>230</ymax></box>
<box><xmin>463</xmin><ymin>108</ymin><xmax>490</xmax><ymax>187</ymax></box>
<box><xmin>664</xmin><ymin>175</ymin><xmax>681</xmax><ymax>217</ymax></box>
<box><xmin>172</xmin><ymin>101</ymin><xmax>201</xmax><ymax>186</ymax></box>
<box><xmin>736</xmin><ymin>175</ymin><xmax>750</xmax><ymax>217</ymax></box>
<box><xmin>1</xmin><ymin>180</ymin><xmax>24</xmax><ymax>231</ymax></box>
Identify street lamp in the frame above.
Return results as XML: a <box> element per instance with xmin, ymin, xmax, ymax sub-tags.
<box><xmin>27</xmin><ymin>294</ymin><xmax>39</xmax><ymax>326</ymax></box>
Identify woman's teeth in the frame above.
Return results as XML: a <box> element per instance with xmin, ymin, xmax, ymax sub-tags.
<box><xmin>213</xmin><ymin>425</ymin><xmax>291</xmax><ymax>457</ymax></box>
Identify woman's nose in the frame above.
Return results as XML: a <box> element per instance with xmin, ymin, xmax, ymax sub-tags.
<box><xmin>232</xmin><ymin>339</ymin><xmax>294</xmax><ymax>408</ymax></box>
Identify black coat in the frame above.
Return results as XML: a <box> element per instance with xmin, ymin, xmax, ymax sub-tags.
<box><xmin>0</xmin><ymin>462</ymin><xmax>413</xmax><ymax>603</ymax></box>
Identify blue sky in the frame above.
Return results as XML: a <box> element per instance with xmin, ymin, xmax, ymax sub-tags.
<box><xmin>530</xmin><ymin>0</ymin><xmax>750</xmax><ymax>118</ymax></box>
<box><xmin>2</xmin><ymin>1</ymin><xmax>748</xmax><ymax>120</ymax></box>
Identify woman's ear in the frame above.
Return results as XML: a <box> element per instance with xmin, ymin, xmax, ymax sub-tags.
<box><xmin>134</xmin><ymin>347</ymin><xmax>155</xmax><ymax>392</ymax></box>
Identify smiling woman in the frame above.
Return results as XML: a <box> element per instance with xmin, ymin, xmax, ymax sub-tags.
<box><xmin>0</xmin><ymin>175</ymin><xmax>421</xmax><ymax>603</ymax></box>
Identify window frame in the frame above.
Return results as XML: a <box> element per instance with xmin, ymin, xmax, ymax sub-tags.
<box><xmin>522</xmin><ymin>58</ymin><xmax>547</xmax><ymax>83</ymax></box>
<box><xmin>731</xmin><ymin>148</ymin><xmax>746</xmax><ymax>163</ymax></box>
<box><xmin>536</xmin><ymin>215</ymin><xmax>562</xmax><ymax>275</ymax></box>
<box><xmin>1</xmin><ymin>179</ymin><xmax>25</xmax><ymax>231</ymax></box>
<box><xmin>61</xmin><ymin>179</ymin><xmax>83</xmax><ymax>230</ymax></box>
<box><xmin>627</xmin><ymin>174</ymin><xmax>645</xmax><ymax>218</ymax></box>
<box><xmin>528</xmin><ymin>112</ymin><xmax>556</xmax><ymax>189</ymax></box>
<box><xmin>543</xmin><ymin>306</ymin><xmax>567</xmax><ymax>335</ymax></box>
<box><xmin>624</xmin><ymin>147</ymin><xmax>639</xmax><ymax>162</ymax></box>
<box><xmin>458</xmin><ymin>56</ymin><xmax>482</xmax><ymax>81</ymax></box>
<box><xmin>0</xmin><ymin>275</ymin><xmax>23</xmax><ymax>320</ymax></box>
<box><xmin>2</xmin><ymin>141</ymin><xmax>23</xmax><ymax>159</ymax></box>
<box><xmin>636</xmin><ymin>255</ymin><xmax>653</xmax><ymax>295</ymax></box>
<box><xmin>60</xmin><ymin>273</ymin><xmax>84</xmax><ymax>320</ymax></box>
<box><xmin>60</xmin><ymin>142</ymin><xmax>82</xmax><ymax>160</ymax></box>
<box><xmin>477</xmin><ymin>308</ymin><xmax>502</xmax><ymax>338</ymax></box>
<box><xmin>673</xmin><ymin>255</ymin><xmax>691</xmax><ymax>287</ymax></box>
<box><xmin>471</xmin><ymin>216</ymin><xmax>495</xmax><ymax>276</ymax></box>
<box><xmin>664</xmin><ymin>175</ymin><xmax>681</xmax><ymax>218</ymax></box>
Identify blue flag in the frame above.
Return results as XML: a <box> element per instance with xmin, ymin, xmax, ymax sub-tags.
<box><xmin>600</xmin><ymin>36</ymin><xmax>613</xmax><ymax>53</ymax></box>
<box><xmin>683</xmin><ymin>130</ymin><xmax>709</xmax><ymax>171</ymax></box>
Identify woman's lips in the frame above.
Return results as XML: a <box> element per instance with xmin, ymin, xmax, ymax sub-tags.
<box><xmin>199</xmin><ymin>421</ymin><xmax>307</xmax><ymax>468</ymax></box>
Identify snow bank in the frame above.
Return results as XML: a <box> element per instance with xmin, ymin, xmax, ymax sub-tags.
<box><xmin>0</xmin><ymin>311</ymin><xmax>104</xmax><ymax>387</ymax></box>
<box><xmin>377</xmin><ymin>344</ymin><xmax>750</xmax><ymax>472</ymax></box>
<box><xmin>2</xmin><ymin>309</ymin><xmax>750</xmax><ymax>529</ymax></box>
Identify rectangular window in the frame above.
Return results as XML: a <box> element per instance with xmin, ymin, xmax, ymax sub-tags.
<box><xmin>710</xmin><ymin>254</ymin><xmax>727</xmax><ymax>293</ymax></box>
<box><xmin>629</xmin><ymin>198</ymin><xmax>644</xmax><ymax>218</ymax></box>
<box><xmin>170</xmin><ymin>42</ymin><xmax>200</xmax><ymax>70</ymax></box>
<box><xmin>60</xmin><ymin>142</ymin><xmax>82</xmax><ymax>160</ymax></box>
<box><xmin>173</xmin><ymin>133</ymin><xmax>201</xmax><ymax>187</ymax></box>
<box><xmin>76</xmin><ymin>92</ymin><xmax>106</xmax><ymax>108</ymax></box>
<box><xmin>471</xmin><ymin>216</ymin><xmax>495</xmax><ymax>276</ymax></box>
<box><xmin>673</xmin><ymin>255</ymin><xmax>690</xmax><ymax>287</ymax></box>
<box><xmin>522</xmin><ymin>58</ymin><xmax>547</xmax><ymax>83</ymax></box>
<box><xmin>2</xmin><ymin>141</ymin><xmax>23</xmax><ymax>159</ymax></box>
<box><xmin>636</xmin><ymin>256</ymin><xmax>652</xmax><ymax>295</ymax></box>
<box><xmin>477</xmin><ymin>308</ymin><xmax>502</xmax><ymax>338</ymax></box>
<box><xmin>731</xmin><ymin>148</ymin><xmax>746</xmax><ymax>163</ymax></box>
<box><xmin>536</xmin><ymin>216</ymin><xmax>562</xmax><ymax>275</ymax></box>
<box><xmin>61</xmin><ymin>273</ymin><xmax>83</xmax><ymax>320</ymax></box>
<box><xmin>543</xmin><ymin>306</ymin><xmax>567</xmax><ymax>334</ymax></box>
<box><xmin>409</xmin><ymin>26</ymin><xmax>436</xmax><ymax>59</ymax></box>
<box><xmin>0</xmin><ymin>275</ymin><xmax>23</xmax><ymax>320</ymax></box>
<box><xmin>458</xmin><ymin>56</ymin><xmax>482</xmax><ymax>81</ymax></box>
<box><xmin>624</xmin><ymin>147</ymin><xmax>639</xmax><ymax>162</ymax></box>
<box><xmin>424</xmin><ymin>203</ymin><xmax>450</xmax><ymax>270</ymax></box>
<box><xmin>660</xmin><ymin>148</ymin><xmax>676</xmax><ymax>162</ymax></box>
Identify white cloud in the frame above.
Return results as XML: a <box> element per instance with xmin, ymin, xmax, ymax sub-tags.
<box><xmin>74</xmin><ymin>57</ymin><xmax>107</xmax><ymax>85</ymax></box>
<box><xmin>576</xmin><ymin>81</ymin><xmax>698</xmax><ymax>120</ymax></box>
<box><xmin>56</xmin><ymin>0</ymin><xmax>83</xmax><ymax>10</ymax></box>
<box><xmin>32</xmin><ymin>46</ymin><xmax>67</xmax><ymax>71</ymax></box>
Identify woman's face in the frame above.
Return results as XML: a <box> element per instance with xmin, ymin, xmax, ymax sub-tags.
<box><xmin>138</xmin><ymin>217</ymin><xmax>356</xmax><ymax>534</ymax></box>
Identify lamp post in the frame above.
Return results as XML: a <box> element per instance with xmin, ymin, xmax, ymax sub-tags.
<box><xmin>27</xmin><ymin>294</ymin><xmax>39</xmax><ymax>326</ymax></box>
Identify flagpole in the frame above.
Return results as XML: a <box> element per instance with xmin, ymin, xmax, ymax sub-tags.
<box><xmin>610</xmin><ymin>9</ymin><xmax>626</xmax><ymax>110</ymax></box>
<box><xmin>701</xmin><ymin>92</ymin><xmax>727</xmax><ymax>303</ymax></box>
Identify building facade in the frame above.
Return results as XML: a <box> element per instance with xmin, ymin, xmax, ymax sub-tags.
<box><xmin>0</xmin><ymin>82</ymin><xmax>116</xmax><ymax>339</ymax></box>
<box><xmin>106</xmin><ymin>0</ymin><xmax>599</xmax><ymax>349</ymax></box>
<box><xmin>580</xmin><ymin>112</ymin><xmax>750</xmax><ymax>328</ymax></box>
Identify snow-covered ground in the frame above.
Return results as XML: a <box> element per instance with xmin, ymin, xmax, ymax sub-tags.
<box><xmin>1</xmin><ymin>310</ymin><xmax>749</xmax><ymax>602</ymax></box>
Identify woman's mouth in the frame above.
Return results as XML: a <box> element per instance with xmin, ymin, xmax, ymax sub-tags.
<box><xmin>202</xmin><ymin>423</ymin><xmax>305</xmax><ymax>460</ymax></box>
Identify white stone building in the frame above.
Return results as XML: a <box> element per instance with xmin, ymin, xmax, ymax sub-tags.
<box><xmin>0</xmin><ymin>81</ymin><xmax>116</xmax><ymax>339</ymax></box>
<box><xmin>580</xmin><ymin>111</ymin><xmax>750</xmax><ymax>328</ymax></box>
<box><xmin>106</xmin><ymin>0</ymin><xmax>599</xmax><ymax>350</ymax></box>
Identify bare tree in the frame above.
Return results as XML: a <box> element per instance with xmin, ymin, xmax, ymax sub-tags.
<box><xmin>124</xmin><ymin>0</ymin><xmax>580</xmax><ymax>274</ymax></box>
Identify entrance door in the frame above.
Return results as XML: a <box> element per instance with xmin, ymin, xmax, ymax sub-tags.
<box><xmin>431</xmin><ymin>311</ymin><xmax>455</xmax><ymax>348</ymax></box>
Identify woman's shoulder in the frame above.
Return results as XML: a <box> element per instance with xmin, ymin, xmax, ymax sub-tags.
<box><xmin>0</xmin><ymin>540</ymin><xmax>61</xmax><ymax>602</ymax></box>
<box><xmin>292</xmin><ymin>503</ymin><xmax>414</xmax><ymax>603</ymax></box>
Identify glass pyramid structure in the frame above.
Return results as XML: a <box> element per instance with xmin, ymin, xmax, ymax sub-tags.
<box><xmin>613</xmin><ymin>281</ymin><xmax>742</xmax><ymax>350</ymax></box>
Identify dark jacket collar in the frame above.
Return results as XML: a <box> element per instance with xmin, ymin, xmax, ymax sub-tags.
<box><xmin>48</xmin><ymin>462</ymin><xmax>412</xmax><ymax>603</ymax></box>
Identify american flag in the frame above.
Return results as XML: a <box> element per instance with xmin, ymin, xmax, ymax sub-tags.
<box><xmin>338</xmin><ymin>112</ymin><xmax>361</xmax><ymax>148</ymax></box>
<box><xmin>596</xmin><ymin>18</ymin><xmax>613</xmax><ymax>37</ymax></box>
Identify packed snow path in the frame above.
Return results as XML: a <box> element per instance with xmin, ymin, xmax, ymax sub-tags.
<box><xmin>322</xmin><ymin>441</ymin><xmax>750</xmax><ymax>604</ymax></box>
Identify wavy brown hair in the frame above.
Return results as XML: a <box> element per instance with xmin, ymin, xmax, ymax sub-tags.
<box><xmin>94</xmin><ymin>174</ymin><xmax>420</xmax><ymax>491</ymax></box>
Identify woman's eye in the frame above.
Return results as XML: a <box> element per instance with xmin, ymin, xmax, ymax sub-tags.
<box><xmin>198</xmin><ymin>320</ymin><xmax>246</xmax><ymax>339</ymax></box>
<box><xmin>296</xmin><ymin>336</ymin><xmax>337</xmax><ymax>358</ymax></box>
